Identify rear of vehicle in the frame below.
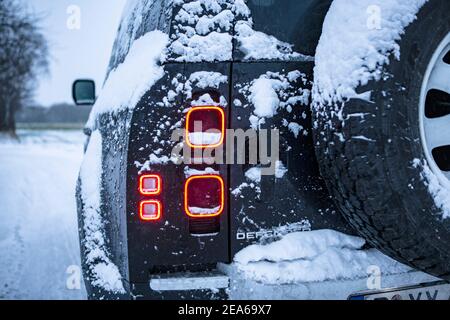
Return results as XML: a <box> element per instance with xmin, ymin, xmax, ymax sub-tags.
<box><xmin>76</xmin><ymin>0</ymin><xmax>354</xmax><ymax>300</ymax></box>
<box><xmin>75</xmin><ymin>0</ymin><xmax>450</xmax><ymax>300</ymax></box>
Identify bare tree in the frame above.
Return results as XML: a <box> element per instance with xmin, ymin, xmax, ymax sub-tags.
<box><xmin>0</xmin><ymin>0</ymin><xmax>49</xmax><ymax>136</ymax></box>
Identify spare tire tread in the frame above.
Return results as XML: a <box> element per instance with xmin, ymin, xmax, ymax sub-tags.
<box><xmin>313</xmin><ymin>1</ymin><xmax>450</xmax><ymax>279</ymax></box>
<box><xmin>315</xmin><ymin>106</ymin><xmax>449</xmax><ymax>277</ymax></box>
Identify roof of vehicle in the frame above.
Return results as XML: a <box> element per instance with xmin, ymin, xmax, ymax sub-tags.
<box><xmin>106</xmin><ymin>0</ymin><xmax>330</xmax><ymax>76</ymax></box>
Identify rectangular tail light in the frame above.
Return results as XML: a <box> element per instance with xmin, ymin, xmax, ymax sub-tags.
<box><xmin>140</xmin><ymin>200</ymin><xmax>162</xmax><ymax>221</ymax></box>
<box><xmin>184</xmin><ymin>175</ymin><xmax>224</xmax><ymax>218</ymax></box>
<box><xmin>186</xmin><ymin>106</ymin><xmax>225</xmax><ymax>148</ymax></box>
<box><xmin>139</xmin><ymin>174</ymin><xmax>162</xmax><ymax>195</ymax></box>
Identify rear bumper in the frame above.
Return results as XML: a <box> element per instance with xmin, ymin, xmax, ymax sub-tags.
<box><xmin>225</xmin><ymin>269</ymin><xmax>439</xmax><ymax>300</ymax></box>
<box><xmin>131</xmin><ymin>271</ymin><xmax>229</xmax><ymax>300</ymax></box>
<box><xmin>129</xmin><ymin>269</ymin><xmax>439</xmax><ymax>300</ymax></box>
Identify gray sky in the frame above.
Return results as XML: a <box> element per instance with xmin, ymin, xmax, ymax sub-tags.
<box><xmin>28</xmin><ymin>0</ymin><xmax>127</xmax><ymax>107</ymax></box>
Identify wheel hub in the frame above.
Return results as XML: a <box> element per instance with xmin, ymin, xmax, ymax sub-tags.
<box><xmin>420</xmin><ymin>32</ymin><xmax>450</xmax><ymax>186</ymax></box>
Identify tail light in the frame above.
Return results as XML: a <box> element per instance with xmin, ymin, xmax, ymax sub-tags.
<box><xmin>185</xmin><ymin>175</ymin><xmax>224</xmax><ymax>218</ymax></box>
<box><xmin>139</xmin><ymin>174</ymin><xmax>162</xmax><ymax>195</ymax></box>
<box><xmin>186</xmin><ymin>106</ymin><xmax>225</xmax><ymax>148</ymax></box>
<box><xmin>139</xmin><ymin>200</ymin><xmax>162</xmax><ymax>221</ymax></box>
<box><xmin>139</xmin><ymin>173</ymin><xmax>162</xmax><ymax>222</ymax></box>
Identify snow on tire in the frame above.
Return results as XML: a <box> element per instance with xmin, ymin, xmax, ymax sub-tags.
<box><xmin>312</xmin><ymin>0</ymin><xmax>450</xmax><ymax>279</ymax></box>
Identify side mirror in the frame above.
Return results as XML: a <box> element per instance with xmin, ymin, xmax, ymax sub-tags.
<box><xmin>72</xmin><ymin>79</ymin><xmax>96</xmax><ymax>105</ymax></box>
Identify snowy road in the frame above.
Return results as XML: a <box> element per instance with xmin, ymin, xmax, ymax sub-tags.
<box><xmin>0</xmin><ymin>130</ymin><xmax>87</xmax><ymax>300</ymax></box>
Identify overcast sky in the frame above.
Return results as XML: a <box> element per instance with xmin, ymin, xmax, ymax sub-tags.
<box><xmin>28</xmin><ymin>0</ymin><xmax>127</xmax><ymax>107</ymax></box>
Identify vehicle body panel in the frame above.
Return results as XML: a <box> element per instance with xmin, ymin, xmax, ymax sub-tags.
<box><xmin>76</xmin><ymin>0</ymin><xmax>351</xmax><ymax>299</ymax></box>
<box><xmin>126</xmin><ymin>63</ymin><xmax>231</xmax><ymax>283</ymax></box>
<box><xmin>236</xmin><ymin>0</ymin><xmax>332</xmax><ymax>58</ymax></box>
<box><xmin>229</xmin><ymin>61</ymin><xmax>352</xmax><ymax>255</ymax></box>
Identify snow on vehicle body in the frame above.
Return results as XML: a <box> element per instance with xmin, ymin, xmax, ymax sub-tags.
<box><xmin>74</xmin><ymin>0</ymin><xmax>356</xmax><ymax>299</ymax></box>
<box><xmin>73</xmin><ymin>0</ymin><xmax>450</xmax><ymax>300</ymax></box>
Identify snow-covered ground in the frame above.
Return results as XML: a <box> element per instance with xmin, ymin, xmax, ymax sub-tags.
<box><xmin>0</xmin><ymin>130</ymin><xmax>87</xmax><ymax>300</ymax></box>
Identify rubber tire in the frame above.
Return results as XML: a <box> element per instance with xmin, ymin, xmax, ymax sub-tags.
<box><xmin>313</xmin><ymin>0</ymin><xmax>450</xmax><ymax>279</ymax></box>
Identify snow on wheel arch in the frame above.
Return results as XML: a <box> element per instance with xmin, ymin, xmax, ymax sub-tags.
<box><xmin>79</xmin><ymin>130</ymin><xmax>125</xmax><ymax>294</ymax></box>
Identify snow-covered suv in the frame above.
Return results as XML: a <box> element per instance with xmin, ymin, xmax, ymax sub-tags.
<box><xmin>73</xmin><ymin>0</ymin><xmax>450</xmax><ymax>300</ymax></box>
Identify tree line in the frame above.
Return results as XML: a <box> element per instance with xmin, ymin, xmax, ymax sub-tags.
<box><xmin>0</xmin><ymin>0</ymin><xmax>49</xmax><ymax>136</ymax></box>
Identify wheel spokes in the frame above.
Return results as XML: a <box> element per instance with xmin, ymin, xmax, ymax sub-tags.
<box><xmin>425</xmin><ymin>89</ymin><xmax>450</xmax><ymax>118</ymax></box>
<box><xmin>427</xmin><ymin>59</ymin><xmax>450</xmax><ymax>94</ymax></box>
<box><xmin>421</xmin><ymin>39</ymin><xmax>450</xmax><ymax>185</ymax></box>
<box><xmin>424</xmin><ymin>114</ymin><xmax>450</xmax><ymax>149</ymax></box>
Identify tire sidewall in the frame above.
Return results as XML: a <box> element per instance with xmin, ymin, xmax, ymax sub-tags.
<box><xmin>313</xmin><ymin>0</ymin><xmax>450</xmax><ymax>276</ymax></box>
<box><xmin>375</xmin><ymin>0</ymin><xmax>450</xmax><ymax>254</ymax></box>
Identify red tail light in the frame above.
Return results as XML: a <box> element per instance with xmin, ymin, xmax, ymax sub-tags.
<box><xmin>184</xmin><ymin>175</ymin><xmax>224</xmax><ymax>218</ymax></box>
<box><xmin>140</xmin><ymin>200</ymin><xmax>162</xmax><ymax>221</ymax></box>
<box><xmin>139</xmin><ymin>174</ymin><xmax>162</xmax><ymax>222</ymax></box>
<box><xmin>186</xmin><ymin>106</ymin><xmax>225</xmax><ymax>148</ymax></box>
<box><xmin>139</xmin><ymin>174</ymin><xmax>162</xmax><ymax>195</ymax></box>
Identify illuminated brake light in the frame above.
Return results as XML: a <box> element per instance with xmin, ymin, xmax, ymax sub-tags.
<box><xmin>139</xmin><ymin>174</ymin><xmax>162</xmax><ymax>195</ymax></box>
<box><xmin>140</xmin><ymin>200</ymin><xmax>162</xmax><ymax>221</ymax></box>
<box><xmin>184</xmin><ymin>175</ymin><xmax>224</xmax><ymax>218</ymax></box>
<box><xmin>186</xmin><ymin>106</ymin><xmax>225</xmax><ymax>149</ymax></box>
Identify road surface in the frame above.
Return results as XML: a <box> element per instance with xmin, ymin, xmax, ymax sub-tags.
<box><xmin>0</xmin><ymin>130</ymin><xmax>87</xmax><ymax>300</ymax></box>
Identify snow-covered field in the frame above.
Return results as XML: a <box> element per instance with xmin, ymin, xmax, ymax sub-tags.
<box><xmin>0</xmin><ymin>130</ymin><xmax>87</xmax><ymax>300</ymax></box>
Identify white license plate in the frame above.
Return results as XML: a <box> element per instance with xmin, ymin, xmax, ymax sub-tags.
<box><xmin>348</xmin><ymin>281</ymin><xmax>450</xmax><ymax>300</ymax></box>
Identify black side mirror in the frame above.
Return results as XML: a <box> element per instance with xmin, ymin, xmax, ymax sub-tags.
<box><xmin>72</xmin><ymin>79</ymin><xmax>96</xmax><ymax>105</ymax></box>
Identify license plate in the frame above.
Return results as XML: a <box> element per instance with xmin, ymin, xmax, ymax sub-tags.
<box><xmin>348</xmin><ymin>281</ymin><xmax>450</xmax><ymax>300</ymax></box>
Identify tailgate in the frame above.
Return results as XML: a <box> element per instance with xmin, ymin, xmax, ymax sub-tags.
<box><xmin>229</xmin><ymin>62</ymin><xmax>352</xmax><ymax>255</ymax></box>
